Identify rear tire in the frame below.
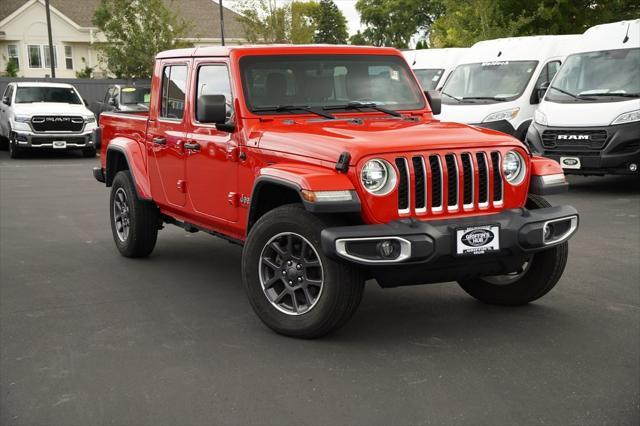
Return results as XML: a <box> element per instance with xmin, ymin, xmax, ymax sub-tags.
<box><xmin>242</xmin><ymin>204</ymin><xmax>365</xmax><ymax>338</ymax></box>
<box><xmin>457</xmin><ymin>194</ymin><xmax>568</xmax><ymax>305</ymax></box>
<box><xmin>109</xmin><ymin>170</ymin><xmax>159</xmax><ymax>258</ymax></box>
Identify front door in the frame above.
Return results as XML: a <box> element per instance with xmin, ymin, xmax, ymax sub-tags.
<box><xmin>185</xmin><ymin>61</ymin><xmax>238</xmax><ymax>222</ymax></box>
<box><xmin>147</xmin><ymin>62</ymin><xmax>190</xmax><ymax>207</ymax></box>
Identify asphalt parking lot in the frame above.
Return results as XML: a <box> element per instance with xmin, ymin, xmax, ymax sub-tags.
<box><xmin>0</xmin><ymin>150</ymin><xmax>638</xmax><ymax>426</ymax></box>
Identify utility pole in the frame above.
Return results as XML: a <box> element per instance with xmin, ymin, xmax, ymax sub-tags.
<box><xmin>218</xmin><ymin>0</ymin><xmax>226</xmax><ymax>46</ymax></box>
<box><xmin>45</xmin><ymin>0</ymin><xmax>55</xmax><ymax>78</ymax></box>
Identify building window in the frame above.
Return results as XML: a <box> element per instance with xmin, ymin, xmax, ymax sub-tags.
<box><xmin>64</xmin><ymin>46</ymin><xmax>73</xmax><ymax>70</ymax></box>
<box><xmin>8</xmin><ymin>45</ymin><xmax>19</xmax><ymax>70</ymax></box>
<box><xmin>28</xmin><ymin>45</ymin><xmax>42</xmax><ymax>68</ymax></box>
<box><xmin>43</xmin><ymin>45</ymin><xmax>57</xmax><ymax>69</ymax></box>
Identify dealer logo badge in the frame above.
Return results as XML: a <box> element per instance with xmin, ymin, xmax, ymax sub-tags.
<box><xmin>461</xmin><ymin>229</ymin><xmax>495</xmax><ymax>247</ymax></box>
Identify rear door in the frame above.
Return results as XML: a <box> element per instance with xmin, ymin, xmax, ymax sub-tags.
<box><xmin>185</xmin><ymin>60</ymin><xmax>238</xmax><ymax>222</ymax></box>
<box><xmin>147</xmin><ymin>60</ymin><xmax>191</xmax><ymax>208</ymax></box>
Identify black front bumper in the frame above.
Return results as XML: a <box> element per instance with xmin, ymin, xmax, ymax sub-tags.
<box><xmin>526</xmin><ymin>121</ymin><xmax>640</xmax><ymax>175</ymax></box>
<box><xmin>321</xmin><ymin>206</ymin><xmax>578</xmax><ymax>287</ymax></box>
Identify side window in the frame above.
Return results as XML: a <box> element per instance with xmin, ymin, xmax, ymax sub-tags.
<box><xmin>160</xmin><ymin>64</ymin><xmax>187</xmax><ymax>120</ymax></box>
<box><xmin>196</xmin><ymin>64</ymin><xmax>233</xmax><ymax>120</ymax></box>
<box><xmin>534</xmin><ymin>61</ymin><xmax>561</xmax><ymax>90</ymax></box>
<box><xmin>3</xmin><ymin>85</ymin><xmax>14</xmax><ymax>104</ymax></box>
<box><xmin>105</xmin><ymin>87</ymin><xmax>114</xmax><ymax>103</ymax></box>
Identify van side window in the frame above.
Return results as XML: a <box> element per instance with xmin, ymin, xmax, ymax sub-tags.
<box><xmin>196</xmin><ymin>65</ymin><xmax>233</xmax><ymax>121</ymax></box>
<box><xmin>160</xmin><ymin>64</ymin><xmax>188</xmax><ymax>119</ymax></box>
<box><xmin>534</xmin><ymin>61</ymin><xmax>561</xmax><ymax>91</ymax></box>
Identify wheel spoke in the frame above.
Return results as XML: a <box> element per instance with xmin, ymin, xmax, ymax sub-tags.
<box><xmin>302</xmin><ymin>287</ymin><xmax>314</xmax><ymax>307</ymax></box>
<box><xmin>273</xmin><ymin>290</ymin><xmax>288</xmax><ymax>304</ymax></box>
<box><xmin>270</xmin><ymin>242</ymin><xmax>287</xmax><ymax>257</ymax></box>
<box><xmin>291</xmin><ymin>291</ymin><xmax>300</xmax><ymax>313</ymax></box>
<box><xmin>286</xmin><ymin>234</ymin><xmax>293</xmax><ymax>254</ymax></box>
<box><xmin>261</xmin><ymin>257</ymin><xmax>280</xmax><ymax>271</ymax></box>
<box><xmin>263</xmin><ymin>276</ymin><xmax>281</xmax><ymax>289</ymax></box>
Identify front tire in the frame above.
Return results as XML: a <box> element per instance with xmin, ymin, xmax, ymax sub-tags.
<box><xmin>8</xmin><ymin>138</ymin><xmax>23</xmax><ymax>159</ymax></box>
<box><xmin>242</xmin><ymin>204</ymin><xmax>365</xmax><ymax>338</ymax></box>
<box><xmin>457</xmin><ymin>194</ymin><xmax>569</xmax><ymax>305</ymax></box>
<box><xmin>109</xmin><ymin>170</ymin><xmax>159</xmax><ymax>258</ymax></box>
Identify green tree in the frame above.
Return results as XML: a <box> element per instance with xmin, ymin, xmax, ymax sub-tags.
<box><xmin>236</xmin><ymin>0</ymin><xmax>320</xmax><ymax>44</ymax></box>
<box><xmin>430</xmin><ymin>0</ymin><xmax>640</xmax><ymax>48</ymax></box>
<box><xmin>355</xmin><ymin>0</ymin><xmax>444</xmax><ymax>48</ymax></box>
<box><xmin>75</xmin><ymin>57</ymin><xmax>95</xmax><ymax>79</ymax></box>
<box><xmin>314</xmin><ymin>0</ymin><xmax>349</xmax><ymax>44</ymax></box>
<box><xmin>349</xmin><ymin>30</ymin><xmax>371</xmax><ymax>46</ymax></box>
<box><xmin>93</xmin><ymin>0</ymin><xmax>191</xmax><ymax>79</ymax></box>
<box><xmin>292</xmin><ymin>1</ymin><xmax>320</xmax><ymax>44</ymax></box>
<box><xmin>3</xmin><ymin>56</ymin><xmax>19</xmax><ymax>77</ymax></box>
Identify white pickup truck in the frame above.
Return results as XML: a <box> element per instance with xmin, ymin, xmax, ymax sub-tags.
<box><xmin>0</xmin><ymin>82</ymin><xmax>97</xmax><ymax>158</ymax></box>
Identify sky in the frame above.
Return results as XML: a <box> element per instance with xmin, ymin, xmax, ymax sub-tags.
<box><xmin>217</xmin><ymin>0</ymin><xmax>364</xmax><ymax>35</ymax></box>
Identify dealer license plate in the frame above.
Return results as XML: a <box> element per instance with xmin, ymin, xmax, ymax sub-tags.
<box><xmin>560</xmin><ymin>156</ymin><xmax>581</xmax><ymax>169</ymax></box>
<box><xmin>456</xmin><ymin>225</ymin><xmax>500</xmax><ymax>255</ymax></box>
<box><xmin>52</xmin><ymin>140</ymin><xmax>67</xmax><ymax>149</ymax></box>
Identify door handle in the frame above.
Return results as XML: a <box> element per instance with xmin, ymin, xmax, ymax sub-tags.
<box><xmin>184</xmin><ymin>141</ymin><xmax>201</xmax><ymax>151</ymax></box>
<box><xmin>153</xmin><ymin>137</ymin><xmax>166</xmax><ymax>145</ymax></box>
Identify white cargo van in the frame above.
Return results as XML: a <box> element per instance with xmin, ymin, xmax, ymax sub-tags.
<box><xmin>527</xmin><ymin>20</ymin><xmax>640</xmax><ymax>175</ymax></box>
<box><xmin>438</xmin><ymin>35</ymin><xmax>580</xmax><ymax>141</ymax></box>
<box><xmin>403</xmin><ymin>48</ymin><xmax>467</xmax><ymax>91</ymax></box>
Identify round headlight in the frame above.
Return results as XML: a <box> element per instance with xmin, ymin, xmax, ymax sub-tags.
<box><xmin>361</xmin><ymin>159</ymin><xmax>396</xmax><ymax>195</ymax></box>
<box><xmin>502</xmin><ymin>151</ymin><xmax>526</xmax><ymax>185</ymax></box>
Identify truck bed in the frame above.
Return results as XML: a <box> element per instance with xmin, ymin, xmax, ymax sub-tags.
<box><xmin>99</xmin><ymin>112</ymin><xmax>149</xmax><ymax>169</ymax></box>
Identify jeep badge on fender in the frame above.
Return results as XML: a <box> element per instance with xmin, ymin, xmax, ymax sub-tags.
<box><xmin>93</xmin><ymin>45</ymin><xmax>579</xmax><ymax>338</ymax></box>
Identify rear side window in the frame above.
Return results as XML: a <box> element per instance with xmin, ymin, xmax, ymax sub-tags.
<box><xmin>160</xmin><ymin>64</ymin><xmax>187</xmax><ymax>119</ymax></box>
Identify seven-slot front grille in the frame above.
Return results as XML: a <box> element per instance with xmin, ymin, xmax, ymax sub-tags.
<box><xmin>394</xmin><ymin>151</ymin><xmax>504</xmax><ymax>214</ymax></box>
<box><xmin>31</xmin><ymin>116</ymin><xmax>84</xmax><ymax>132</ymax></box>
<box><xmin>541</xmin><ymin>129</ymin><xmax>608</xmax><ymax>150</ymax></box>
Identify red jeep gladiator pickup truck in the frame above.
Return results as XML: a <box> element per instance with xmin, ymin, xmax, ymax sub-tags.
<box><xmin>93</xmin><ymin>45</ymin><xmax>579</xmax><ymax>338</ymax></box>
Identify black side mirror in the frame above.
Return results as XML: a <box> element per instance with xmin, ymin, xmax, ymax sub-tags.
<box><xmin>2</xmin><ymin>96</ymin><xmax>10</xmax><ymax>105</ymax></box>
<box><xmin>197</xmin><ymin>94</ymin><xmax>235</xmax><ymax>132</ymax></box>
<box><xmin>108</xmin><ymin>97</ymin><xmax>117</xmax><ymax>107</ymax></box>
<box><xmin>425</xmin><ymin>90</ymin><xmax>441</xmax><ymax>115</ymax></box>
<box><xmin>533</xmin><ymin>81</ymin><xmax>550</xmax><ymax>104</ymax></box>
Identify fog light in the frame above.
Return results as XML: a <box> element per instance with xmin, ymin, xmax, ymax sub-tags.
<box><xmin>630</xmin><ymin>163</ymin><xmax>638</xmax><ymax>172</ymax></box>
<box><xmin>543</xmin><ymin>223</ymin><xmax>554</xmax><ymax>242</ymax></box>
<box><xmin>377</xmin><ymin>239</ymin><xmax>401</xmax><ymax>259</ymax></box>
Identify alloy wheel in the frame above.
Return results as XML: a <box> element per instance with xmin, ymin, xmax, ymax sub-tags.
<box><xmin>258</xmin><ymin>232</ymin><xmax>324</xmax><ymax>315</ymax></box>
<box><xmin>113</xmin><ymin>187</ymin><xmax>131</xmax><ymax>242</ymax></box>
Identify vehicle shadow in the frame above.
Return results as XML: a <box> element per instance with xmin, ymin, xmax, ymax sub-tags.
<box><xmin>0</xmin><ymin>148</ymin><xmax>92</xmax><ymax>160</ymax></box>
<box><xmin>566</xmin><ymin>174</ymin><xmax>640</xmax><ymax>195</ymax></box>
<box><xmin>146</xmin><ymin>233</ymin><xmax>575</xmax><ymax>348</ymax></box>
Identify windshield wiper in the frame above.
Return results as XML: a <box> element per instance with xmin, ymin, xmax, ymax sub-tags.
<box><xmin>441</xmin><ymin>91</ymin><xmax>461</xmax><ymax>102</ymax></box>
<box><xmin>323</xmin><ymin>101</ymin><xmax>402</xmax><ymax>117</ymax></box>
<box><xmin>461</xmin><ymin>96</ymin><xmax>508</xmax><ymax>102</ymax></box>
<box><xmin>252</xmin><ymin>105</ymin><xmax>335</xmax><ymax>119</ymax></box>
<box><xmin>582</xmin><ymin>92</ymin><xmax>640</xmax><ymax>98</ymax></box>
<box><xmin>549</xmin><ymin>86</ymin><xmax>597</xmax><ymax>101</ymax></box>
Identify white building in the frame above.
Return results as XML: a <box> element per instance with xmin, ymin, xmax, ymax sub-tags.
<box><xmin>0</xmin><ymin>0</ymin><xmax>246</xmax><ymax>78</ymax></box>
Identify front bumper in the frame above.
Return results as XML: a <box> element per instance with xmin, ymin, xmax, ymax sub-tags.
<box><xmin>526</xmin><ymin>121</ymin><xmax>640</xmax><ymax>175</ymax></box>
<box><xmin>13</xmin><ymin>130</ymin><xmax>94</xmax><ymax>150</ymax></box>
<box><xmin>321</xmin><ymin>206</ymin><xmax>578</xmax><ymax>287</ymax></box>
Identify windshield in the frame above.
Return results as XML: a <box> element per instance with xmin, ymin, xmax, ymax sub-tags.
<box><xmin>546</xmin><ymin>48</ymin><xmax>640</xmax><ymax>103</ymax></box>
<box><xmin>442</xmin><ymin>61</ymin><xmax>538</xmax><ymax>104</ymax></box>
<box><xmin>240</xmin><ymin>55</ymin><xmax>425</xmax><ymax>113</ymax></box>
<box><xmin>15</xmin><ymin>86</ymin><xmax>82</xmax><ymax>104</ymax></box>
<box><xmin>121</xmin><ymin>87</ymin><xmax>151</xmax><ymax>105</ymax></box>
<box><xmin>414</xmin><ymin>69</ymin><xmax>445</xmax><ymax>90</ymax></box>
